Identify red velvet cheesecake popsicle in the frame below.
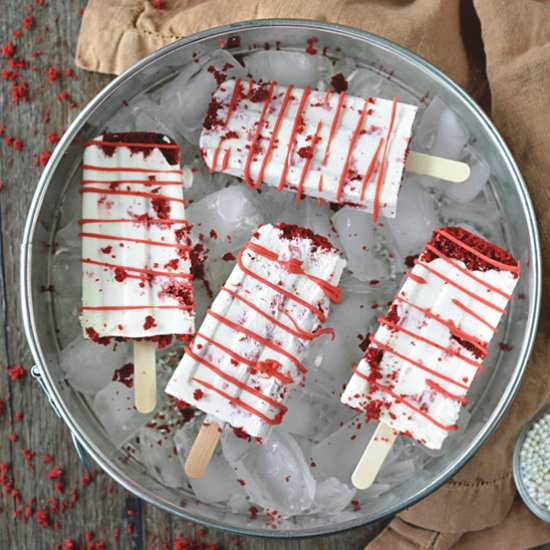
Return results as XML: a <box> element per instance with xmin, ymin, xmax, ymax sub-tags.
<box><xmin>80</xmin><ymin>132</ymin><xmax>195</xmax><ymax>412</ymax></box>
<box><xmin>166</xmin><ymin>223</ymin><xmax>346</xmax><ymax>477</ymax></box>
<box><xmin>199</xmin><ymin>79</ymin><xmax>418</xmax><ymax>222</ymax></box>
<box><xmin>341</xmin><ymin>227</ymin><xmax>520</xmax><ymax>461</ymax></box>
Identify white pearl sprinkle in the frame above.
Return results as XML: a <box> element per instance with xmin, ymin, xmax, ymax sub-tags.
<box><xmin>520</xmin><ymin>413</ymin><xmax>550</xmax><ymax>511</ymax></box>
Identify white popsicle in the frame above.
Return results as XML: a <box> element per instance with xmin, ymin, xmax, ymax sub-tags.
<box><xmin>165</xmin><ymin>223</ymin><xmax>346</xmax><ymax>477</ymax></box>
<box><xmin>80</xmin><ymin>132</ymin><xmax>195</xmax><ymax>412</ymax></box>
<box><xmin>340</xmin><ymin>226</ymin><xmax>520</xmax><ymax>487</ymax></box>
<box><xmin>199</xmin><ymin>79</ymin><xmax>469</xmax><ymax>222</ymax></box>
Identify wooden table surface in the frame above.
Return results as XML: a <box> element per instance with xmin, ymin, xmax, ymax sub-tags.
<box><xmin>0</xmin><ymin>2</ymin><xmax>389</xmax><ymax>548</ymax></box>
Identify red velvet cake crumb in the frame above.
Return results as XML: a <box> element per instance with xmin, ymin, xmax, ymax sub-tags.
<box><xmin>112</xmin><ymin>363</ymin><xmax>134</xmax><ymax>388</ymax></box>
<box><xmin>85</xmin><ymin>327</ymin><xmax>111</xmax><ymax>346</ymax></box>
<box><xmin>330</xmin><ymin>73</ymin><xmax>348</xmax><ymax>93</ymax></box>
<box><xmin>193</xmin><ymin>389</ymin><xmax>204</xmax><ymax>401</ymax></box>
<box><xmin>161</xmin><ymin>280</ymin><xmax>194</xmax><ymax>307</ymax></box>
<box><xmin>152</xmin><ymin>196</ymin><xmax>171</xmax><ymax>219</ymax></box>
<box><xmin>451</xmin><ymin>335</ymin><xmax>484</xmax><ymax>359</ymax></box>
<box><xmin>421</xmin><ymin>227</ymin><xmax>519</xmax><ymax>274</ymax></box>
<box><xmin>232</xmin><ymin>426</ymin><xmax>251</xmax><ymax>441</ymax></box>
<box><xmin>276</xmin><ymin>223</ymin><xmax>334</xmax><ymax>253</ymax></box>
<box><xmin>203</xmin><ymin>97</ymin><xmax>224</xmax><ymax>130</ymax></box>
<box><xmin>143</xmin><ymin>315</ymin><xmax>157</xmax><ymax>330</ymax></box>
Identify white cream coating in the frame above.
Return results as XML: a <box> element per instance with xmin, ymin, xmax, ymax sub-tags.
<box><xmin>340</xmin><ymin>243</ymin><xmax>519</xmax><ymax>449</ymax></box>
<box><xmin>200</xmin><ymin>79</ymin><xmax>418</xmax><ymax>219</ymax></box>
<box><xmin>81</xmin><ymin>135</ymin><xmax>195</xmax><ymax>339</ymax></box>
<box><xmin>165</xmin><ymin>223</ymin><xmax>346</xmax><ymax>439</ymax></box>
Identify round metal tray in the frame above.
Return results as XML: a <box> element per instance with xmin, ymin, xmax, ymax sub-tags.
<box><xmin>21</xmin><ymin>19</ymin><xmax>540</xmax><ymax>537</ymax></box>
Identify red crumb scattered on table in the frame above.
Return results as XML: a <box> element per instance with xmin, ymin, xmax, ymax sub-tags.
<box><xmin>47</xmin><ymin>66</ymin><xmax>59</xmax><ymax>83</ymax></box>
<box><xmin>7</xmin><ymin>365</ymin><xmax>26</xmax><ymax>381</ymax></box>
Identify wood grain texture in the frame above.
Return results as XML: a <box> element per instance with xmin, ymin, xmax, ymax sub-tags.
<box><xmin>0</xmin><ymin>1</ymin><xmax>388</xmax><ymax>548</ymax></box>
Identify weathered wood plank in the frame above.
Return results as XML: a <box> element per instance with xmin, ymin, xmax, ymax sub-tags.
<box><xmin>0</xmin><ymin>1</ymin><xmax>133</xmax><ymax>548</ymax></box>
<box><xmin>0</xmin><ymin>1</ymin><xmax>387</xmax><ymax>548</ymax></box>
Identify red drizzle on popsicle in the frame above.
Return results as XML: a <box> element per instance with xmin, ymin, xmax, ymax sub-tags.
<box><xmin>335</xmin><ymin>98</ymin><xmax>370</xmax><ymax>202</ymax></box>
<box><xmin>277</xmin><ymin>87</ymin><xmax>311</xmax><ymax>191</ymax></box>
<box><xmin>205</xmin><ymin>81</ymin><xmax>412</xmax><ymax>214</ymax></box>
<box><xmin>296</xmin><ymin>121</ymin><xmax>322</xmax><ymax>201</ymax></box>
<box><xmin>372</xmin><ymin>96</ymin><xmax>398</xmax><ymax>223</ymax></box>
<box><xmin>256</xmin><ymin>85</ymin><xmax>294</xmax><ymax>188</ymax></box>
<box><xmin>323</xmin><ymin>91</ymin><xmax>346</xmax><ymax>165</ymax></box>
<box><xmin>243</xmin><ymin>82</ymin><xmax>275</xmax><ymax>187</ymax></box>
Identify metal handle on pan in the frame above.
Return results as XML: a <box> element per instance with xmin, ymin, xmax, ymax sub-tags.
<box><xmin>31</xmin><ymin>364</ymin><xmax>95</xmax><ymax>471</ymax></box>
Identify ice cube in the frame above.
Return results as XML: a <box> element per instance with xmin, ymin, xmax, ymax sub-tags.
<box><xmin>309</xmin><ymin>477</ymin><xmax>356</xmax><ymax>515</ymax></box>
<box><xmin>191</xmin><ymin>279</ymin><xmax>213</xmax><ymax>328</ymax></box>
<box><xmin>378</xmin><ymin>458</ymin><xmax>417</xmax><ymax>486</ymax></box>
<box><xmin>174</xmin><ymin>419</ymin><xmax>244</xmax><ymax>503</ymax></box>
<box><xmin>93</xmin><ymin>371</ymin><xmax>156</xmax><ymax>447</ymax></box>
<box><xmin>184</xmin><ymin>163</ymin><xmax>230</xmax><ymax>204</ymax></box>
<box><xmin>281</xmin><ymin>388</ymin><xmax>318</xmax><ymax>437</ymax></box>
<box><xmin>303</xmin><ymin>199</ymin><xmax>342</xmax><ymax>247</ymax></box>
<box><xmin>280</xmin><ymin>386</ymin><xmax>353</xmax><ymax>441</ymax></box>
<box><xmin>139</xmin><ymin>426</ymin><xmax>186</xmax><ymax>488</ymax></box>
<box><xmin>347</xmin><ymin>68</ymin><xmax>385</xmax><ymax>98</ymax></box>
<box><xmin>103</xmin><ymin>103</ymin><xmax>137</xmax><ymax>133</ymax></box>
<box><xmin>52</xmin><ymin>222</ymin><xmax>82</xmax><ymax>347</ymax></box>
<box><xmin>347</xmin><ymin>68</ymin><xmax>418</xmax><ymax>103</ymax></box>
<box><xmin>133</xmin><ymin>98</ymin><xmax>184</xmax><ymax>141</ymax></box>
<box><xmin>243</xmin><ymin>50</ymin><xmax>331</xmax><ymax>88</ymax></box>
<box><xmin>106</xmin><ymin>97</ymin><xmax>180</xmax><ymax>142</ymax></box>
<box><xmin>443</xmin><ymin>148</ymin><xmax>490</xmax><ymax>203</ymax></box>
<box><xmin>411</xmin><ymin>97</ymin><xmax>469</xmax><ymax>159</ymax></box>
<box><xmin>227</xmin><ymin>493</ymin><xmax>250</xmax><ymax>514</ymax></box>
<box><xmin>328</xmin><ymin>57</ymin><xmax>357</xmax><ymax>80</ymax></box>
<box><xmin>61</xmin><ymin>336</ymin><xmax>130</xmax><ymax>395</ymax></box>
<box><xmin>152</xmin><ymin>50</ymin><xmax>246</xmax><ymax>145</ymax></box>
<box><xmin>206</xmin><ymin>255</ymin><xmax>236</xmax><ymax>291</ymax></box>
<box><xmin>332</xmin><ymin>206</ymin><xmax>388</xmax><ymax>282</ymax></box>
<box><xmin>311</xmin><ymin>415</ymin><xmax>376</xmax><ymax>483</ymax></box>
<box><xmin>221</xmin><ymin>428</ymin><xmax>316</xmax><ymax>517</ymax></box>
<box><xmin>270</xmin><ymin>194</ymin><xmax>311</xmax><ymax>227</ymax></box>
<box><xmin>315</xmin><ymin>288</ymin><xmax>378</xmax><ymax>391</ymax></box>
<box><xmin>384</xmin><ymin>178</ymin><xmax>438</xmax><ymax>256</ymax></box>
<box><xmin>186</xmin><ymin>184</ymin><xmax>265</xmax><ymax>255</ymax></box>
<box><xmin>439</xmin><ymin>189</ymin><xmax>503</xmax><ymax>244</ymax></box>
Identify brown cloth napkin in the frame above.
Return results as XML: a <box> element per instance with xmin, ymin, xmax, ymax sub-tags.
<box><xmin>76</xmin><ymin>1</ymin><xmax>550</xmax><ymax>548</ymax></box>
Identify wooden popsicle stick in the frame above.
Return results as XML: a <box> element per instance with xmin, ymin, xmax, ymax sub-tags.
<box><xmin>351</xmin><ymin>422</ymin><xmax>398</xmax><ymax>490</ymax></box>
<box><xmin>406</xmin><ymin>151</ymin><xmax>471</xmax><ymax>183</ymax></box>
<box><xmin>184</xmin><ymin>421</ymin><xmax>223</xmax><ymax>479</ymax></box>
<box><xmin>134</xmin><ymin>340</ymin><xmax>157</xmax><ymax>414</ymax></box>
